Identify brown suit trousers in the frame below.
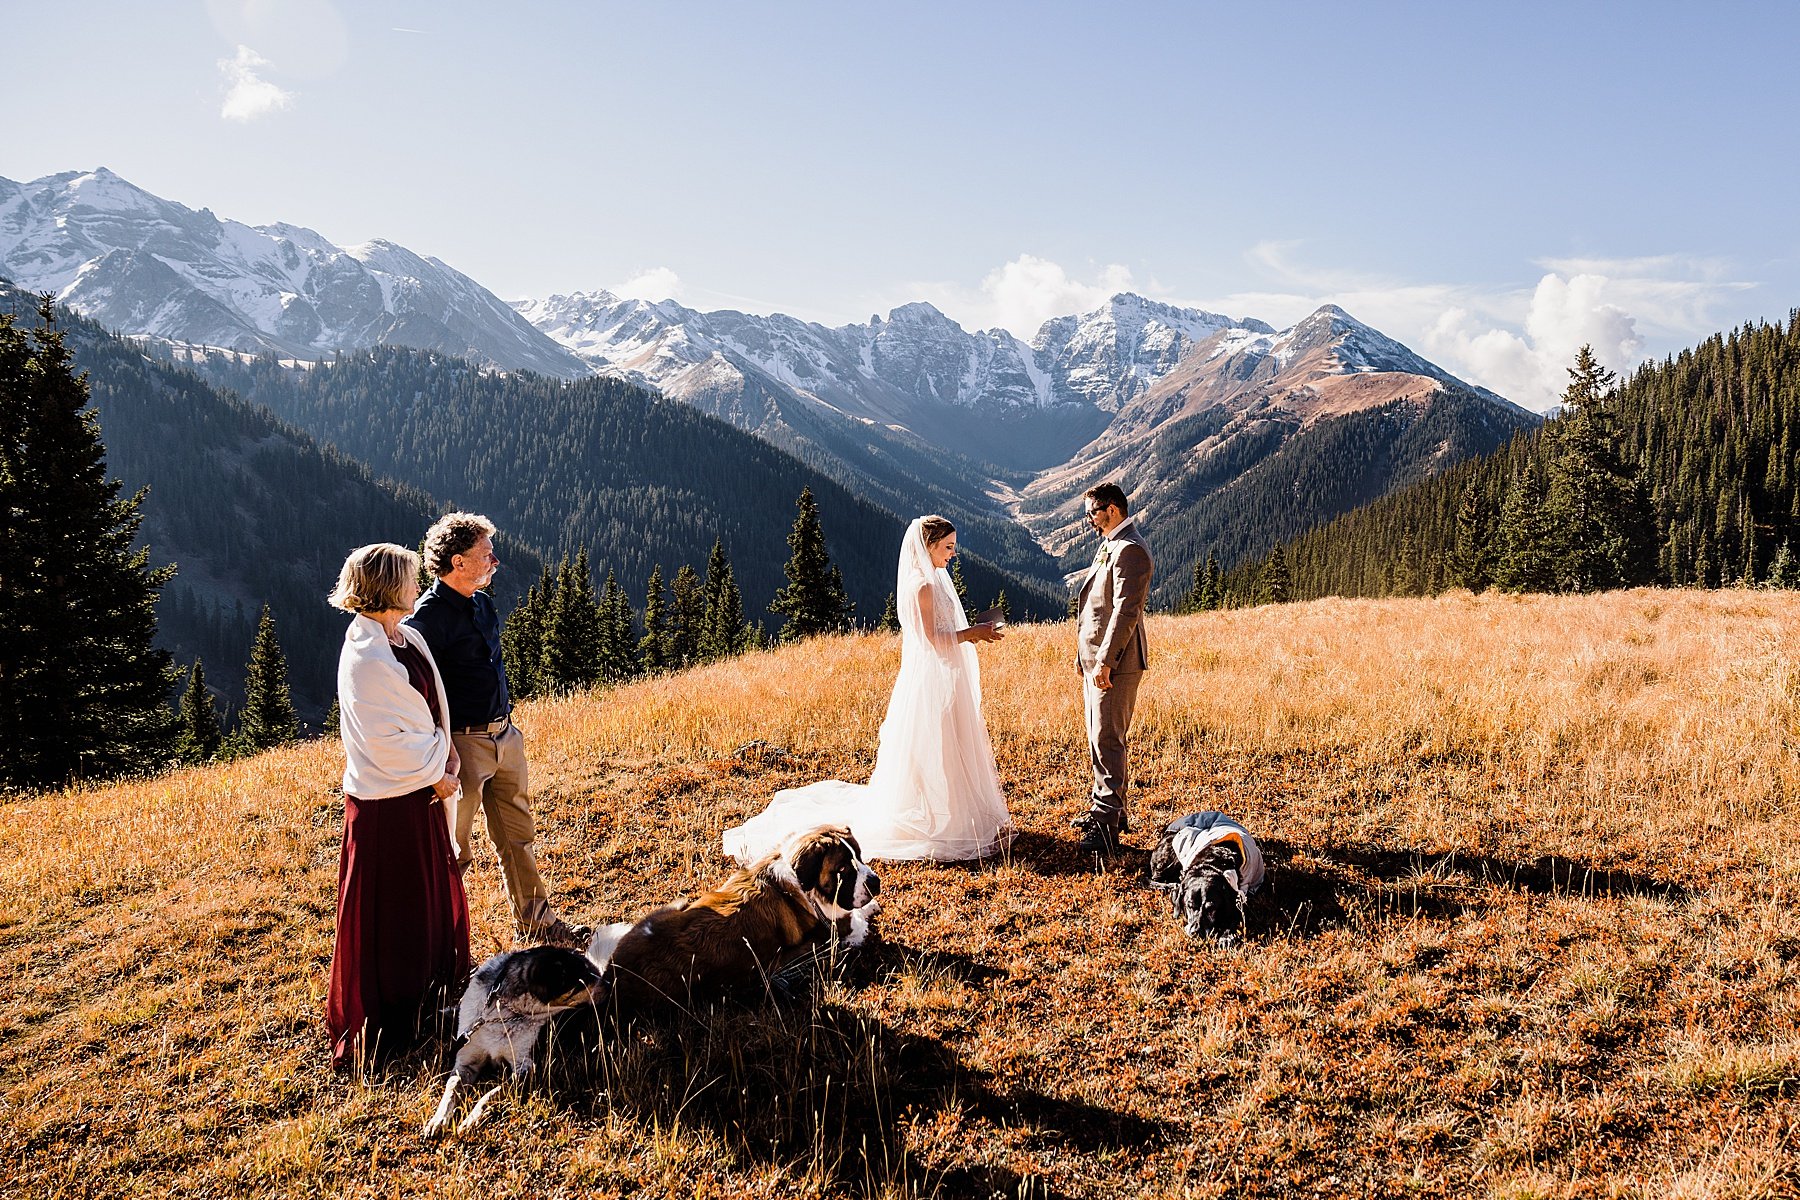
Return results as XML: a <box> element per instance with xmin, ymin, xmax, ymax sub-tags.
<box><xmin>1075</xmin><ymin>525</ymin><xmax>1153</xmax><ymax>825</ymax></box>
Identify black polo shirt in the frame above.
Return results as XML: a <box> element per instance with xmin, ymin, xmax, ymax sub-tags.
<box><xmin>403</xmin><ymin>580</ymin><xmax>512</xmax><ymax>729</ymax></box>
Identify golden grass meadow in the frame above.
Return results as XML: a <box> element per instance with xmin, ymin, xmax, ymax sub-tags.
<box><xmin>3</xmin><ymin>589</ymin><xmax>1799</xmax><ymax>1198</ymax></box>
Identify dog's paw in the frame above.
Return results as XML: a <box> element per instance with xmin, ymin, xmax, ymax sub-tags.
<box><xmin>846</xmin><ymin>904</ymin><xmax>878</xmax><ymax>948</ymax></box>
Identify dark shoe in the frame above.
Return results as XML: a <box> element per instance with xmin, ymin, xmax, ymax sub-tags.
<box><xmin>1070</xmin><ymin>808</ymin><xmax>1129</xmax><ymax>834</ymax></box>
<box><xmin>524</xmin><ymin>918</ymin><xmax>592</xmax><ymax>950</ymax></box>
<box><xmin>1072</xmin><ymin>814</ymin><xmax>1122</xmax><ymax>855</ymax></box>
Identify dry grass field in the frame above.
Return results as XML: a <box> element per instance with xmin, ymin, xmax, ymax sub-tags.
<box><xmin>4</xmin><ymin>588</ymin><xmax>1799</xmax><ymax>1198</ymax></box>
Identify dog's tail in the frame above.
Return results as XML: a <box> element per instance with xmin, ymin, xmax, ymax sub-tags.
<box><xmin>584</xmin><ymin>921</ymin><xmax>634</xmax><ymax>971</ymax></box>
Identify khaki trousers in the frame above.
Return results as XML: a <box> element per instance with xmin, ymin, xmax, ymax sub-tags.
<box><xmin>1083</xmin><ymin>669</ymin><xmax>1143</xmax><ymax>827</ymax></box>
<box><xmin>451</xmin><ymin>723</ymin><xmax>554</xmax><ymax>930</ymax></box>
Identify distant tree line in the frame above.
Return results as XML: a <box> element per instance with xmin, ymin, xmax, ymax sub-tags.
<box><xmin>3</xmin><ymin>311</ymin><xmax>915</xmax><ymax>791</ymax></box>
<box><xmin>1180</xmin><ymin>324</ymin><xmax>1800</xmax><ymax>609</ymax></box>
<box><xmin>178</xmin><ymin>344</ymin><xmax>1064</xmax><ymax>623</ymax></box>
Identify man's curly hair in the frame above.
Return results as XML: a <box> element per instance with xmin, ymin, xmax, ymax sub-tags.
<box><xmin>422</xmin><ymin>512</ymin><xmax>498</xmax><ymax>578</ymax></box>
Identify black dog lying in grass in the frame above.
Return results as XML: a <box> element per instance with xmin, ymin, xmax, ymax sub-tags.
<box><xmin>1148</xmin><ymin>812</ymin><xmax>1266</xmax><ymax>940</ymax></box>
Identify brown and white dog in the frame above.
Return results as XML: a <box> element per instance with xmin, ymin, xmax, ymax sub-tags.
<box><xmin>587</xmin><ymin>824</ymin><xmax>881</xmax><ymax>1012</ymax></box>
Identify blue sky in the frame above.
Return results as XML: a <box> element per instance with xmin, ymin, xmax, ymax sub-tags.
<box><xmin>10</xmin><ymin>1</ymin><xmax>1799</xmax><ymax>408</ymax></box>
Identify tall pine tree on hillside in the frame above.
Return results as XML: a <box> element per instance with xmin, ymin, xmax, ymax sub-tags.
<box><xmin>174</xmin><ymin>659</ymin><xmax>224</xmax><ymax>763</ymax></box>
<box><xmin>597</xmin><ymin>568</ymin><xmax>638</xmax><ymax>683</ymax></box>
<box><xmin>1543</xmin><ymin>346</ymin><xmax>1656</xmax><ymax>591</ymax></box>
<box><xmin>236</xmin><ymin>604</ymin><xmax>297</xmax><ymax>751</ymax></box>
<box><xmin>542</xmin><ymin>551</ymin><xmax>603</xmax><ymax>693</ymax></box>
<box><xmin>501</xmin><ymin>565</ymin><xmax>553</xmax><ymax>700</ymax></box>
<box><xmin>668</xmin><ymin>564</ymin><xmax>704</xmax><ymax>668</ymax></box>
<box><xmin>1494</xmin><ymin>471</ymin><xmax>1559</xmax><ymax>592</ymax></box>
<box><xmin>1447</xmin><ymin>482</ymin><xmax>1493</xmax><ymax>592</ymax></box>
<box><xmin>0</xmin><ymin>299</ymin><xmax>175</xmax><ymax>787</ymax></box>
<box><xmin>1258</xmin><ymin>546</ymin><xmax>1292</xmax><ymax>605</ymax></box>
<box><xmin>638</xmin><ymin>565</ymin><xmax>670</xmax><ymax>674</ymax></box>
<box><xmin>699</xmin><ymin>539</ymin><xmax>747</xmax><ymax>662</ymax></box>
<box><xmin>769</xmin><ymin>488</ymin><xmax>853</xmax><ymax>640</ymax></box>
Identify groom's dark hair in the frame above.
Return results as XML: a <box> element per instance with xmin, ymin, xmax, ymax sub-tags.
<box><xmin>1085</xmin><ymin>482</ymin><xmax>1128</xmax><ymax>515</ymax></box>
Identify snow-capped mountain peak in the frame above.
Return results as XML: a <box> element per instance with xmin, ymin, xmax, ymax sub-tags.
<box><xmin>0</xmin><ymin>168</ymin><xmax>587</xmax><ymax>377</ymax></box>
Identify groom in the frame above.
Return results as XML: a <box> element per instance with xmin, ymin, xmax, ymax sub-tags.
<box><xmin>1072</xmin><ymin>482</ymin><xmax>1153</xmax><ymax>855</ymax></box>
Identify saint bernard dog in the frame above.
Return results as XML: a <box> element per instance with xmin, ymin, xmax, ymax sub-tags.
<box><xmin>1149</xmin><ymin>812</ymin><xmax>1266</xmax><ymax>941</ymax></box>
<box><xmin>423</xmin><ymin>945</ymin><xmax>607</xmax><ymax>1136</ymax></box>
<box><xmin>587</xmin><ymin>824</ymin><xmax>881</xmax><ymax>1013</ymax></box>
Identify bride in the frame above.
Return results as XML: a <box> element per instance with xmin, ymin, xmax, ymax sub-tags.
<box><xmin>724</xmin><ymin>515</ymin><xmax>1015</xmax><ymax>862</ymax></box>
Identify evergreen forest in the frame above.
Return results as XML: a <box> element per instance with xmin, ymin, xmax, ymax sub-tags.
<box><xmin>182</xmin><ymin>347</ymin><xmax>1065</xmax><ymax>624</ymax></box>
<box><xmin>1215</xmin><ymin>317</ymin><xmax>1800</xmax><ymax>602</ymax></box>
<box><xmin>0</xmin><ymin>283</ymin><xmax>528</xmax><ymax>723</ymax></box>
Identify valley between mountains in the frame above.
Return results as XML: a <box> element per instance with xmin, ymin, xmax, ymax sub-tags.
<box><xmin>2</xmin><ymin>167</ymin><xmax>1537</xmax><ymax>603</ymax></box>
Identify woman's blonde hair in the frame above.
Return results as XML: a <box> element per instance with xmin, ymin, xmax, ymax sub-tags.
<box><xmin>328</xmin><ymin>543</ymin><xmax>421</xmax><ymax>615</ymax></box>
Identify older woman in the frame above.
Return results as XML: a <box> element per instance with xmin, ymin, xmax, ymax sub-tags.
<box><xmin>326</xmin><ymin>542</ymin><xmax>470</xmax><ymax>1068</ymax></box>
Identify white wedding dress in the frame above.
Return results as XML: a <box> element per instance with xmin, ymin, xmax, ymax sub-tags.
<box><xmin>723</xmin><ymin>518</ymin><xmax>1015</xmax><ymax>863</ymax></box>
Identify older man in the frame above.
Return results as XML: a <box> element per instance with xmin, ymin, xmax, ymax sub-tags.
<box><xmin>404</xmin><ymin>512</ymin><xmax>587</xmax><ymax>948</ymax></box>
<box><xmin>1071</xmin><ymin>482</ymin><xmax>1153</xmax><ymax>855</ymax></box>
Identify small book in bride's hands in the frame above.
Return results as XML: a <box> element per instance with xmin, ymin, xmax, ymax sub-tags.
<box><xmin>970</xmin><ymin>606</ymin><xmax>1007</xmax><ymax>630</ymax></box>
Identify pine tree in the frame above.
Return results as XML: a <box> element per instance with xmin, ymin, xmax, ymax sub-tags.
<box><xmin>597</xmin><ymin>568</ymin><xmax>638</xmax><ymax>683</ymax></box>
<box><xmin>991</xmin><ymin>589</ymin><xmax>1011</xmax><ymax>623</ymax></box>
<box><xmin>1543</xmin><ymin>346</ymin><xmax>1656</xmax><ymax>592</ymax></box>
<box><xmin>0</xmin><ymin>299</ymin><xmax>175</xmax><ymax>787</ymax></box>
<box><xmin>950</xmin><ymin>558</ymin><xmax>970</xmax><ymax>611</ymax></box>
<box><xmin>638</xmin><ymin>565</ymin><xmax>670</xmax><ymax>674</ymax></box>
<box><xmin>1257</xmin><ymin>546</ymin><xmax>1291</xmax><ymax>605</ymax></box>
<box><xmin>1187</xmin><ymin>558</ymin><xmax>1207</xmax><ymax>612</ymax></box>
<box><xmin>669</xmin><ymin>564</ymin><xmax>704</xmax><ymax>668</ymax></box>
<box><xmin>541</xmin><ymin>552</ymin><xmax>603</xmax><ymax>693</ymax></box>
<box><xmin>699</xmin><ymin>540</ymin><xmax>747</xmax><ymax>662</ymax></box>
<box><xmin>501</xmin><ymin>565</ymin><xmax>553</xmax><ymax>699</ymax></box>
<box><xmin>1767</xmin><ymin>539</ymin><xmax>1797</xmax><ymax>589</ymax></box>
<box><xmin>1494</xmin><ymin>472</ymin><xmax>1558</xmax><ymax>592</ymax></box>
<box><xmin>769</xmin><ymin>487</ymin><xmax>853</xmax><ymax>640</ymax></box>
<box><xmin>879</xmin><ymin>592</ymin><xmax>900</xmax><ymax>632</ymax></box>
<box><xmin>1447</xmin><ymin>482</ymin><xmax>1492</xmax><ymax>592</ymax></box>
<box><xmin>174</xmin><ymin>659</ymin><xmax>223</xmax><ymax>763</ymax></box>
<box><xmin>323</xmin><ymin>698</ymin><xmax>340</xmax><ymax>737</ymax></box>
<box><xmin>236</xmin><ymin>604</ymin><xmax>297</xmax><ymax>751</ymax></box>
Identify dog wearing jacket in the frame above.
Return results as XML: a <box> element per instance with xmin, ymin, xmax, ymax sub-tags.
<box><xmin>1149</xmin><ymin>812</ymin><xmax>1265</xmax><ymax>940</ymax></box>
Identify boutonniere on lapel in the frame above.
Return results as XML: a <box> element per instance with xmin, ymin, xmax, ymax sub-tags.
<box><xmin>1092</xmin><ymin>541</ymin><xmax>1112</xmax><ymax>570</ymax></box>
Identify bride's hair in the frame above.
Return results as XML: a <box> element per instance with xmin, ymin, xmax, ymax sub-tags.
<box><xmin>919</xmin><ymin>515</ymin><xmax>956</xmax><ymax>546</ymax></box>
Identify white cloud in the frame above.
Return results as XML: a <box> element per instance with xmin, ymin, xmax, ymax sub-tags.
<box><xmin>898</xmin><ymin>254</ymin><xmax>1140</xmax><ymax>338</ymax></box>
<box><xmin>980</xmin><ymin>255</ymin><xmax>1136</xmax><ymax>337</ymax></box>
<box><xmin>611</xmin><ymin>267</ymin><xmax>682</xmax><ymax>302</ymax></box>
<box><xmin>1205</xmin><ymin>244</ymin><xmax>1756</xmax><ymax>411</ymax></box>
<box><xmin>872</xmin><ymin>247</ymin><xmax>1756</xmax><ymax>409</ymax></box>
<box><xmin>219</xmin><ymin>45</ymin><xmax>294</xmax><ymax>122</ymax></box>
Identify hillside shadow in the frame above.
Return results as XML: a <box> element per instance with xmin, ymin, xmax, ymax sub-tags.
<box><xmin>472</xmin><ymin>948</ymin><xmax>1168</xmax><ymax>1198</ymax></box>
<box><xmin>1231</xmin><ymin>839</ymin><xmax>1688</xmax><ymax>939</ymax></box>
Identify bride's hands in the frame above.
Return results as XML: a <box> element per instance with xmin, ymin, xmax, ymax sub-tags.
<box><xmin>959</xmin><ymin>623</ymin><xmax>1004</xmax><ymax>644</ymax></box>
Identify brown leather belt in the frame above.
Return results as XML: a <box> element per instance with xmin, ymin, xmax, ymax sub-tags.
<box><xmin>451</xmin><ymin>716</ymin><xmax>511</xmax><ymax>735</ymax></box>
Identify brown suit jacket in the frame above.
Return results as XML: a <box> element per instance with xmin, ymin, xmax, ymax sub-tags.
<box><xmin>1075</xmin><ymin>520</ymin><xmax>1153</xmax><ymax>676</ymax></box>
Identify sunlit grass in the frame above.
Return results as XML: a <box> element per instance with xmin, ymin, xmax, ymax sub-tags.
<box><xmin>4</xmin><ymin>588</ymin><xmax>1799</xmax><ymax>1197</ymax></box>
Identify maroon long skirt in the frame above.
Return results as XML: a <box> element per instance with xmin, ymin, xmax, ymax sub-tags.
<box><xmin>327</xmin><ymin>786</ymin><xmax>470</xmax><ymax>1068</ymax></box>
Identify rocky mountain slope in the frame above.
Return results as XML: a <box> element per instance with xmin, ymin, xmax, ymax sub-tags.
<box><xmin>8</xmin><ymin>168</ymin><xmax>1537</xmax><ymax>591</ymax></box>
<box><xmin>0</xmin><ymin>168</ymin><xmax>586</xmax><ymax>376</ymax></box>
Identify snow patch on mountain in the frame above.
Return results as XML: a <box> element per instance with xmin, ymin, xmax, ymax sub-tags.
<box><xmin>0</xmin><ymin>168</ymin><xmax>587</xmax><ymax>377</ymax></box>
